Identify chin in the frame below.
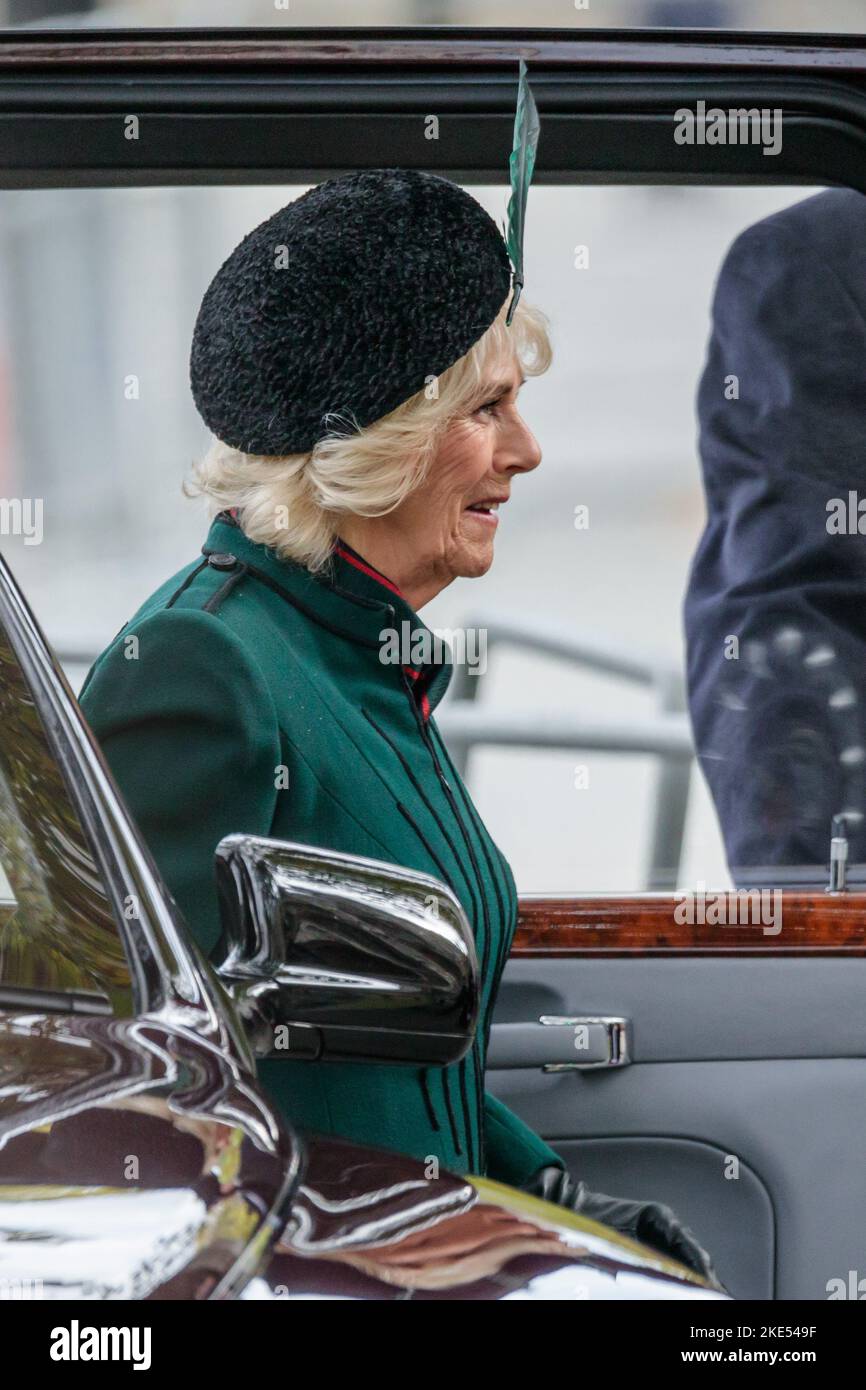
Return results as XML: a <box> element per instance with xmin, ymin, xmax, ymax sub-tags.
<box><xmin>453</xmin><ymin>542</ymin><xmax>495</xmax><ymax>580</ymax></box>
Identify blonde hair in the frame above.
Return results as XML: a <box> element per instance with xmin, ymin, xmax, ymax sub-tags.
<box><xmin>186</xmin><ymin>297</ymin><xmax>552</xmax><ymax>573</ymax></box>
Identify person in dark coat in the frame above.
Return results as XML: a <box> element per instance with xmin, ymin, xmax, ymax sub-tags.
<box><xmin>684</xmin><ymin>188</ymin><xmax>866</xmax><ymax>883</ymax></box>
<box><xmin>80</xmin><ymin>169</ymin><xmax>716</xmax><ymax>1281</ymax></box>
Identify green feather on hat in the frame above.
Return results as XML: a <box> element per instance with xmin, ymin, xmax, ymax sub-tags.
<box><xmin>505</xmin><ymin>58</ymin><xmax>540</xmax><ymax>326</ymax></box>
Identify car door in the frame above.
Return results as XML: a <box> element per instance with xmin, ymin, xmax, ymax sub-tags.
<box><xmin>486</xmin><ymin>892</ymin><xmax>866</xmax><ymax>1301</ymax></box>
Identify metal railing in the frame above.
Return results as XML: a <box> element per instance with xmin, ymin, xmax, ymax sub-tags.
<box><xmin>437</xmin><ymin>614</ymin><xmax>694</xmax><ymax>891</ymax></box>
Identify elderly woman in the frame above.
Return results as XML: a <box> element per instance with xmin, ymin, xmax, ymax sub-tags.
<box><xmin>80</xmin><ymin>169</ymin><xmax>715</xmax><ymax>1281</ymax></box>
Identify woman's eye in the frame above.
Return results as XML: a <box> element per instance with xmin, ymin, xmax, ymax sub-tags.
<box><xmin>476</xmin><ymin>398</ymin><xmax>501</xmax><ymax>415</ymax></box>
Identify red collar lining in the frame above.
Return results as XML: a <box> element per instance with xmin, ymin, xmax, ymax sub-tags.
<box><xmin>334</xmin><ymin>543</ymin><xmax>404</xmax><ymax>599</ymax></box>
<box><xmin>403</xmin><ymin>665</ymin><xmax>431</xmax><ymax>721</ymax></box>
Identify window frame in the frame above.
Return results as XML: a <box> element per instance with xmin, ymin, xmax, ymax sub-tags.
<box><xmin>0</xmin><ymin>27</ymin><xmax>861</xmax><ymax>190</ymax></box>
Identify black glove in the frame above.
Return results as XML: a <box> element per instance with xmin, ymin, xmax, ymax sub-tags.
<box><xmin>522</xmin><ymin>1165</ymin><xmax>723</xmax><ymax>1290</ymax></box>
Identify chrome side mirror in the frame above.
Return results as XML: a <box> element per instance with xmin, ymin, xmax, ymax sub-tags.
<box><xmin>213</xmin><ymin>835</ymin><xmax>479</xmax><ymax>1067</ymax></box>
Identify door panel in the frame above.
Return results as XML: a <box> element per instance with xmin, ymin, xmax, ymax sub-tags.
<box><xmin>487</xmin><ymin>894</ymin><xmax>866</xmax><ymax>1300</ymax></box>
<box><xmin>550</xmin><ymin>1138</ymin><xmax>774</xmax><ymax>1302</ymax></box>
<box><xmin>489</xmin><ymin>958</ymin><xmax>866</xmax><ymax>1062</ymax></box>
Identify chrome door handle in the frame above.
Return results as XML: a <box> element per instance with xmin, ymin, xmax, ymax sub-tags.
<box><xmin>538</xmin><ymin>1015</ymin><xmax>630</xmax><ymax>1071</ymax></box>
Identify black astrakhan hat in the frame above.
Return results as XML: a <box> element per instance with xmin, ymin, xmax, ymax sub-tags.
<box><xmin>189</xmin><ymin>169</ymin><xmax>513</xmax><ymax>456</ymax></box>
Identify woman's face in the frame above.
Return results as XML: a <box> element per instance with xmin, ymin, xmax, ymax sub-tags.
<box><xmin>343</xmin><ymin>350</ymin><xmax>542</xmax><ymax>609</ymax></box>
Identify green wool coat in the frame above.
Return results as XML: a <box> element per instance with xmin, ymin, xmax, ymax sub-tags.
<box><xmin>79</xmin><ymin>513</ymin><xmax>564</xmax><ymax>1187</ymax></box>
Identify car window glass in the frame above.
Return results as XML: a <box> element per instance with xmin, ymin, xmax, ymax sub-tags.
<box><xmin>0</xmin><ymin>624</ymin><xmax>131</xmax><ymax>1007</ymax></box>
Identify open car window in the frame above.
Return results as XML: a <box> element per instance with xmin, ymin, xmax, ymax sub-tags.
<box><xmin>0</xmin><ymin>620</ymin><xmax>130</xmax><ymax>1011</ymax></box>
<box><xmin>23</xmin><ymin>178</ymin><xmax>848</xmax><ymax>898</ymax></box>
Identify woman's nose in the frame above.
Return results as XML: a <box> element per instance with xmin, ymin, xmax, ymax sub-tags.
<box><xmin>495</xmin><ymin>412</ymin><xmax>542</xmax><ymax>475</ymax></box>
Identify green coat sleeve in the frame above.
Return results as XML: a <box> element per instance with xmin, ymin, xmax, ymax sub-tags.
<box><xmin>79</xmin><ymin>608</ymin><xmax>282</xmax><ymax>957</ymax></box>
<box><xmin>483</xmin><ymin>1091</ymin><xmax>565</xmax><ymax>1188</ymax></box>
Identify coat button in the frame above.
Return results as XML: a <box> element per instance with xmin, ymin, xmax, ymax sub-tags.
<box><xmin>208</xmin><ymin>552</ymin><xmax>237</xmax><ymax>571</ymax></box>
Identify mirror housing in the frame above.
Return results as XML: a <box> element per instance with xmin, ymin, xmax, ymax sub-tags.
<box><xmin>213</xmin><ymin>835</ymin><xmax>479</xmax><ymax>1067</ymax></box>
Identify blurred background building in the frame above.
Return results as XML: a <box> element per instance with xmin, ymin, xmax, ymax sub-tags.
<box><xmin>0</xmin><ymin>0</ymin><xmax>863</xmax><ymax>33</ymax></box>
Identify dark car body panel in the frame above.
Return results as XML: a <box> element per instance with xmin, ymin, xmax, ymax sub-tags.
<box><xmin>0</xmin><ymin>1012</ymin><xmax>300</xmax><ymax>1299</ymax></box>
<box><xmin>0</xmin><ymin>1012</ymin><xmax>720</xmax><ymax>1302</ymax></box>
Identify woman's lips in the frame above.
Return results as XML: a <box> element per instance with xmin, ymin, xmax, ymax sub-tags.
<box><xmin>464</xmin><ymin>502</ymin><xmax>502</xmax><ymax>528</ymax></box>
